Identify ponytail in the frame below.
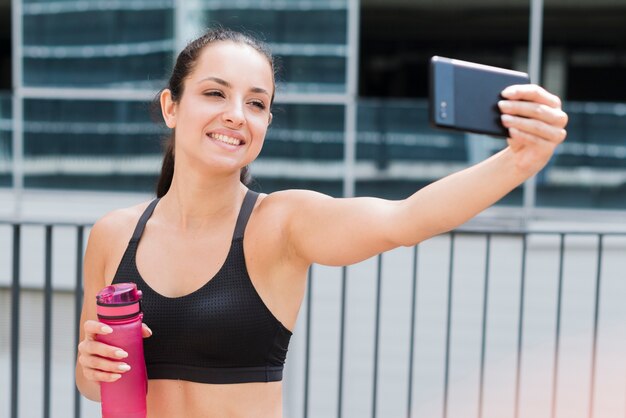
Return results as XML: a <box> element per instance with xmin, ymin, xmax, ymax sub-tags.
<box><xmin>156</xmin><ymin>134</ymin><xmax>175</xmax><ymax>197</ymax></box>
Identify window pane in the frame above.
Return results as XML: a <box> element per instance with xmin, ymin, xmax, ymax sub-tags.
<box><xmin>537</xmin><ymin>3</ymin><xmax>626</xmax><ymax>210</ymax></box>
<box><xmin>537</xmin><ymin>102</ymin><xmax>626</xmax><ymax>209</ymax></box>
<box><xmin>254</xmin><ymin>103</ymin><xmax>344</xmax><ymax>197</ymax></box>
<box><xmin>200</xmin><ymin>6</ymin><xmax>348</xmax><ymax>93</ymax></box>
<box><xmin>355</xmin><ymin>99</ymin><xmax>524</xmax><ymax>202</ymax></box>
<box><xmin>23</xmin><ymin>7</ymin><xmax>174</xmax><ymax>88</ymax></box>
<box><xmin>23</xmin><ymin>98</ymin><xmax>163</xmax><ymax>191</ymax></box>
<box><xmin>206</xmin><ymin>9</ymin><xmax>347</xmax><ymax>45</ymax></box>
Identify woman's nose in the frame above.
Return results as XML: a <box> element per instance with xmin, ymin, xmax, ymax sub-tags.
<box><xmin>222</xmin><ymin>101</ymin><xmax>245</xmax><ymax>127</ymax></box>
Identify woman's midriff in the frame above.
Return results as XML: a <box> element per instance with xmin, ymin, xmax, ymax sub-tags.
<box><xmin>146</xmin><ymin>379</ymin><xmax>283</xmax><ymax>418</ymax></box>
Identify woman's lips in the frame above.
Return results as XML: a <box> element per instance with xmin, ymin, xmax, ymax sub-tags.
<box><xmin>208</xmin><ymin>132</ymin><xmax>243</xmax><ymax>146</ymax></box>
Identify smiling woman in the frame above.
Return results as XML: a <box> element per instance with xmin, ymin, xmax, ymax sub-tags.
<box><xmin>75</xmin><ymin>27</ymin><xmax>568</xmax><ymax>418</ymax></box>
<box><xmin>154</xmin><ymin>29</ymin><xmax>276</xmax><ymax>196</ymax></box>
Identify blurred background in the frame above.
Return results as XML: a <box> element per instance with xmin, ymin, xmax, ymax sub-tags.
<box><xmin>1</xmin><ymin>0</ymin><xmax>626</xmax><ymax>212</ymax></box>
<box><xmin>1</xmin><ymin>0</ymin><xmax>626</xmax><ymax>418</ymax></box>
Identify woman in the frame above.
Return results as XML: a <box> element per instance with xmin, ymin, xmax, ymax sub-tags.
<box><xmin>76</xmin><ymin>28</ymin><xmax>568</xmax><ymax>417</ymax></box>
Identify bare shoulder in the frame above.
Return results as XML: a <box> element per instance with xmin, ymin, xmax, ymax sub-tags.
<box><xmin>255</xmin><ymin>189</ymin><xmax>332</xmax><ymax>215</ymax></box>
<box><xmin>251</xmin><ymin>189</ymin><xmax>336</xmax><ymax>233</ymax></box>
<box><xmin>90</xmin><ymin>201</ymin><xmax>152</xmax><ymax>244</ymax></box>
<box><xmin>249</xmin><ymin>189</ymin><xmax>334</xmax><ymax>259</ymax></box>
<box><xmin>85</xmin><ymin>201</ymin><xmax>155</xmax><ymax>277</ymax></box>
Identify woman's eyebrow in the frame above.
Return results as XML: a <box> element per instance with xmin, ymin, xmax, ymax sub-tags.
<box><xmin>199</xmin><ymin>76</ymin><xmax>271</xmax><ymax>98</ymax></box>
<box><xmin>250</xmin><ymin>87</ymin><xmax>271</xmax><ymax>98</ymax></box>
<box><xmin>198</xmin><ymin>76</ymin><xmax>230</xmax><ymax>87</ymax></box>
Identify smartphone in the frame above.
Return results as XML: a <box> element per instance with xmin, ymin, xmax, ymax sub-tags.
<box><xmin>429</xmin><ymin>56</ymin><xmax>530</xmax><ymax>138</ymax></box>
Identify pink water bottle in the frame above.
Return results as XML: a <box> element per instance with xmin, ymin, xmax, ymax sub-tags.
<box><xmin>96</xmin><ymin>283</ymin><xmax>147</xmax><ymax>418</ymax></box>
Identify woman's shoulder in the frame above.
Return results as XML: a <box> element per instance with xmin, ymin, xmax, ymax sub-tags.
<box><xmin>257</xmin><ymin>189</ymin><xmax>331</xmax><ymax>210</ymax></box>
<box><xmin>83</xmin><ymin>200</ymin><xmax>156</xmax><ymax>285</ymax></box>
<box><xmin>89</xmin><ymin>200</ymin><xmax>156</xmax><ymax>244</ymax></box>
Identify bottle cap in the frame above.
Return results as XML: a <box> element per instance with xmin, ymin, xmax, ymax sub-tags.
<box><xmin>96</xmin><ymin>283</ymin><xmax>143</xmax><ymax>319</ymax></box>
<box><xmin>97</xmin><ymin>282</ymin><xmax>142</xmax><ymax>305</ymax></box>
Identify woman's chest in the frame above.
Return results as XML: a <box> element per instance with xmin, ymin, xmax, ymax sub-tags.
<box><xmin>135</xmin><ymin>231</ymin><xmax>234</xmax><ymax>298</ymax></box>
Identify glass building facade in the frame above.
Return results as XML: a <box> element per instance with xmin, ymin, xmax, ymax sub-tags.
<box><xmin>4</xmin><ymin>0</ymin><xmax>626</xmax><ymax>215</ymax></box>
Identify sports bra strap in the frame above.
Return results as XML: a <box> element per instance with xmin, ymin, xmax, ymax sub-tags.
<box><xmin>129</xmin><ymin>191</ymin><xmax>257</xmax><ymax>244</ymax></box>
<box><xmin>130</xmin><ymin>198</ymin><xmax>161</xmax><ymax>243</ymax></box>
<box><xmin>234</xmin><ymin>190</ymin><xmax>259</xmax><ymax>240</ymax></box>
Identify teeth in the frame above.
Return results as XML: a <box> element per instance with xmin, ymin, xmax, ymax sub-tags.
<box><xmin>210</xmin><ymin>133</ymin><xmax>241</xmax><ymax>146</ymax></box>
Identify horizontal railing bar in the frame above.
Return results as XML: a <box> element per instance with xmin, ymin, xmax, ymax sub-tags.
<box><xmin>0</xmin><ymin>220</ymin><xmax>92</xmax><ymax>227</ymax></box>
<box><xmin>3</xmin><ymin>218</ymin><xmax>626</xmax><ymax>237</ymax></box>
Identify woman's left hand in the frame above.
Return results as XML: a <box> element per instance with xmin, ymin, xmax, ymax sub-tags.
<box><xmin>498</xmin><ymin>84</ymin><xmax>568</xmax><ymax>174</ymax></box>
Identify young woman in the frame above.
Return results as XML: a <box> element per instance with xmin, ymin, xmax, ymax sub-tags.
<box><xmin>76</xmin><ymin>28</ymin><xmax>568</xmax><ymax>417</ymax></box>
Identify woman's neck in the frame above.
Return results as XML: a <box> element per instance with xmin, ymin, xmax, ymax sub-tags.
<box><xmin>158</xmin><ymin>169</ymin><xmax>247</xmax><ymax>231</ymax></box>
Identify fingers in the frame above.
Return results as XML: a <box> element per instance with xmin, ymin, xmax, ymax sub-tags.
<box><xmin>501</xmin><ymin>114</ymin><xmax>567</xmax><ymax>145</ymax></box>
<box><xmin>83</xmin><ymin>319</ymin><xmax>113</xmax><ymax>340</ymax></box>
<box><xmin>77</xmin><ymin>343</ymin><xmax>131</xmax><ymax>382</ymax></box>
<box><xmin>506</xmin><ymin>127</ymin><xmax>551</xmax><ymax>150</ymax></box>
<box><xmin>78</xmin><ymin>320</ymin><xmax>131</xmax><ymax>383</ymax></box>
<box><xmin>498</xmin><ymin>100</ymin><xmax>568</xmax><ymax>129</ymax></box>
<box><xmin>142</xmin><ymin>323</ymin><xmax>153</xmax><ymax>339</ymax></box>
<box><xmin>501</xmin><ymin>84</ymin><xmax>562</xmax><ymax>108</ymax></box>
<box><xmin>499</xmin><ymin>84</ymin><xmax>568</xmax><ymax>147</ymax></box>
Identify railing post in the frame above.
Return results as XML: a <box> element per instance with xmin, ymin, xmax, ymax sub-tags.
<box><xmin>303</xmin><ymin>266</ymin><xmax>313</xmax><ymax>418</ymax></box>
<box><xmin>406</xmin><ymin>245</ymin><xmax>419</xmax><ymax>418</ymax></box>
<box><xmin>372</xmin><ymin>254</ymin><xmax>383</xmax><ymax>418</ymax></box>
<box><xmin>442</xmin><ymin>233</ymin><xmax>456</xmax><ymax>418</ymax></box>
<box><xmin>10</xmin><ymin>224</ymin><xmax>21</xmax><ymax>418</ymax></box>
<box><xmin>74</xmin><ymin>225</ymin><xmax>85</xmax><ymax>418</ymax></box>
<box><xmin>551</xmin><ymin>234</ymin><xmax>566</xmax><ymax>418</ymax></box>
<box><xmin>477</xmin><ymin>234</ymin><xmax>492</xmax><ymax>418</ymax></box>
<box><xmin>588</xmin><ymin>234</ymin><xmax>604</xmax><ymax>418</ymax></box>
<box><xmin>43</xmin><ymin>225</ymin><xmax>53</xmax><ymax>418</ymax></box>
<box><xmin>514</xmin><ymin>234</ymin><xmax>528</xmax><ymax>418</ymax></box>
<box><xmin>337</xmin><ymin>266</ymin><xmax>348</xmax><ymax>418</ymax></box>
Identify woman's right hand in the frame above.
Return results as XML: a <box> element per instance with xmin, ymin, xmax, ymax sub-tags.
<box><xmin>77</xmin><ymin>320</ymin><xmax>152</xmax><ymax>383</ymax></box>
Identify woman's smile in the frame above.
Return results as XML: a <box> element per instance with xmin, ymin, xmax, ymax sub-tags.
<box><xmin>207</xmin><ymin>131</ymin><xmax>245</xmax><ymax>150</ymax></box>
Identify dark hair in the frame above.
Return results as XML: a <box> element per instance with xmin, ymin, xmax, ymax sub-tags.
<box><xmin>155</xmin><ymin>27</ymin><xmax>276</xmax><ymax>197</ymax></box>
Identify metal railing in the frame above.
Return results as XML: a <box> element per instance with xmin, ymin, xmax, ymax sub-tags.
<box><xmin>3</xmin><ymin>221</ymin><xmax>87</xmax><ymax>418</ymax></box>
<box><xmin>2</xmin><ymin>220</ymin><xmax>626</xmax><ymax>418</ymax></box>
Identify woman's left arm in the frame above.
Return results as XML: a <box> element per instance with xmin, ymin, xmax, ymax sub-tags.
<box><xmin>280</xmin><ymin>84</ymin><xmax>567</xmax><ymax>267</ymax></box>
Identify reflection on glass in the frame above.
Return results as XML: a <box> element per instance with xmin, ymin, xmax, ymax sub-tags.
<box><xmin>23</xmin><ymin>8</ymin><xmax>174</xmax><ymax>88</ymax></box>
<box><xmin>0</xmin><ymin>92</ymin><xmax>12</xmax><ymax>187</ymax></box>
<box><xmin>356</xmin><ymin>99</ymin><xmax>471</xmax><ymax>199</ymax></box>
<box><xmin>537</xmin><ymin>102</ymin><xmax>626</xmax><ymax>209</ymax></box>
<box><xmin>254</xmin><ymin>103</ymin><xmax>344</xmax><ymax>196</ymax></box>
<box><xmin>22</xmin><ymin>99</ymin><xmax>163</xmax><ymax>191</ymax></box>
<box><xmin>204</xmin><ymin>9</ymin><xmax>347</xmax><ymax>45</ymax></box>
<box><xmin>355</xmin><ymin>99</ymin><xmax>626</xmax><ymax>210</ymax></box>
<box><xmin>202</xmin><ymin>7</ymin><xmax>348</xmax><ymax>93</ymax></box>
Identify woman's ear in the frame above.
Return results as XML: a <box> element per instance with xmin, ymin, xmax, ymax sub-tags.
<box><xmin>160</xmin><ymin>89</ymin><xmax>177</xmax><ymax>129</ymax></box>
<box><xmin>268</xmin><ymin>112</ymin><xmax>273</xmax><ymax>126</ymax></box>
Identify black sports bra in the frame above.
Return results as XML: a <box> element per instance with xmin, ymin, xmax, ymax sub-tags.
<box><xmin>111</xmin><ymin>190</ymin><xmax>292</xmax><ymax>384</ymax></box>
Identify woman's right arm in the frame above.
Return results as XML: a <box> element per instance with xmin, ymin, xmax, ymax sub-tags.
<box><xmin>75</xmin><ymin>213</ymin><xmax>133</xmax><ymax>401</ymax></box>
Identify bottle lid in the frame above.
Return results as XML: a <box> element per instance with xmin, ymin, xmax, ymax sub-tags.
<box><xmin>96</xmin><ymin>282</ymin><xmax>142</xmax><ymax>306</ymax></box>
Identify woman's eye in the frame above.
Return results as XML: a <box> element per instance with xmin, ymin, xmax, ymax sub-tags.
<box><xmin>250</xmin><ymin>101</ymin><xmax>266</xmax><ymax>110</ymax></box>
<box><xmin>204</xmin><ymin>91</ymin><xmax>224</xmax><ymax>98</ymax></box>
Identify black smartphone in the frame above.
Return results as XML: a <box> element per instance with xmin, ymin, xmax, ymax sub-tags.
<box><xmin>429</xmin><ymin>56</ymin><xmax>530</xmax><ymax>138</ymax></box>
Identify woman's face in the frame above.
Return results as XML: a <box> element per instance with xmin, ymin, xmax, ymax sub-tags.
<box><xmin>162</xmin><ymin>41</ymin><xmax>274</xmax><ymax>178</ymax></box>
